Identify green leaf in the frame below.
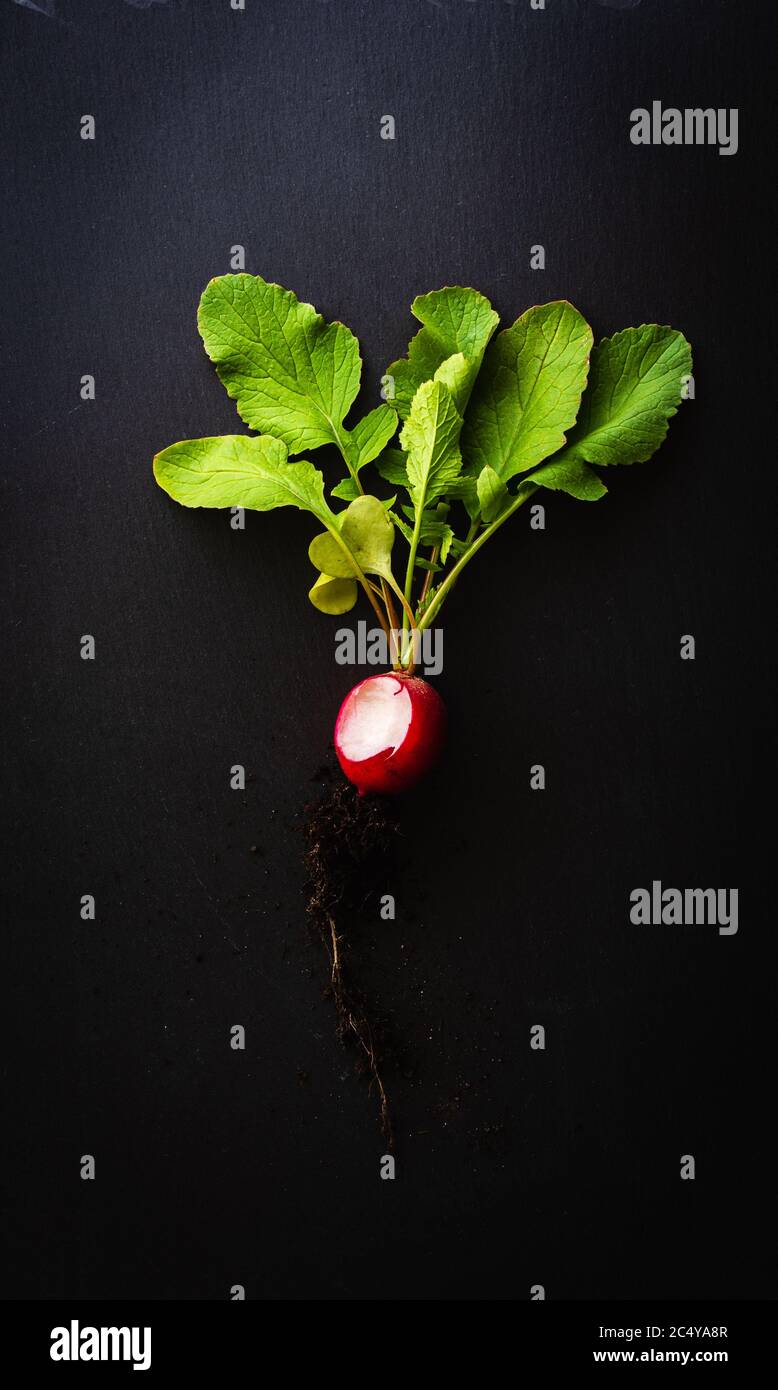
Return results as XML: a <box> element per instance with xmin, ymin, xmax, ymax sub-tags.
<box><xmin>476</xmin><ymin>464</ymin><xmax>510</xmax><ymax>523</ymax></box>
<box><xmin>432</xmin><ymin>352</ymin><xmax>480</xmax><ymax>417</ymax></box>
<box><xmin>331</xmin><ymin>477</ymin><xmax>360</xmax><ymax>502</ymax></box>
<box><xmin>308</xmin><ymin>572</ymin><xmax>358</xmax><ymax>615</ymax></box>
<box><xmin>463</xmin><ymin>301</ymin><xmax>593</xmax><ymax>483</ymax></box>
<box><xmin>345</xmin><ymin>404</ymin><xmax>398</xmax><ymax>472</ymax></box>
<box><xmin>153</xmin><ymin>434</ymin><xmax>331</xmax><ymax>518</ymax></box>
<box><xmin>388</xmin><ymin>510</ymin><xmax>414</xmax><ymax>545</ymax></box>
<box><xmin>332</xmin><ymin>478</ymin><xmax>396</xmax><ymax>507</ymax></box>
<box><xmin>445</xmin><ymin>473</ymin><xmax>480</xmax><ymax>521</ymax></box>
<box><xmin>524</xmin><ymin>457</ymin><xmax>607</xmax><ymax>502</ymax></box>
<box><xmin>560</xmin><ymin>325</ymin><xmax>692</xmax><ymax>467</ymax></box>
<box><xmin>439</xmin><ymin>527</ymin><xmax>454</xmax><ymax>563</ymax></box>
<box><xmin>399</xmin><ymin>505</ymin><xmax>454</xmax><ymax>550</ymax></box>
<box><xmin>374</xmin><ymin>447</ymin><xmax>410</xmax><ymax>487</ymax></box>
<box><xmin>400</xmin><ymin>380</ymin><xmax>464</xmax><ymax>514</ymax></box>
<box><xmin>386</xmin><ymin>287</ymin><xmax>499</xmax><ymax>420</ymax></box>
<box><xmin>448</xmin><ymin>536</ymin><xmax>470</xmax><ymax>559</ymax></box>
<box><xmin>197</xmin><ymin>274</ymin><xmax>361</xmax><ymax>455</ymax></box>
<box><xmin>308</xmin><ymin>495</ymin><xmax>395</xmax><ymax>580</ymax></box>
<box><xmin>417</xmin><ymin>583</ymin><xmax>439</xmax><ymax>619</ymax></box>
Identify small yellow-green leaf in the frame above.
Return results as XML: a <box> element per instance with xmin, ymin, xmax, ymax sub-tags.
<box><xmin>308</xmin><ymin>572</ymin><xmax>358</xmax><ymax>614</ymax></box>
<box><xmin>308</xmin><ymin>495</ymin><xmax>395</xmax><ymax>580</ymax></box>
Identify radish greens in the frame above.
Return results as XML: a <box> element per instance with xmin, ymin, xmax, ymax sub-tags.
<box><xmin>154</xmin><ymin>274</ymin><xmax>692</xmax><ymax>665</ymax></box>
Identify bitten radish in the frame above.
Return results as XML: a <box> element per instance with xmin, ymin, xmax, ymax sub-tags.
<box><xmin>334</xmin><ymin>672</ymin><xmax>447</xmax><ymax>796</ymax></box>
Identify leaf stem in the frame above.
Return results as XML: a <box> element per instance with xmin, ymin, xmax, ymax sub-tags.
<box><xmin>333</xmin><ymin>428</ymin><xmax>396</xmax><ymax>632</ymax></box>
<box><xmin>417</xmin><ymin>501</ymin><xmax>451</xmax><ymax>614</ymax></box>
<box><xmin>418</xmin><ymin>543</ymin><xmax>439</xmax><ymax>610</ymax></box>
<box><xmin>416</xmin><ymin>485</ymin><xmax>537</xmax><ymax>632</ymax></box>
<box><xmin>384</xmin><ymin>573</ymin><xmax>419</xmax><ymax>673</ymax></box>
<box><xmin>326</xmin><ymin>524</ymin><xmax>391</xmax><ymax>640</ymax></box>
<box><xmin>382</xmin><ymin>579</ymin><xmax>399</xmax><ymax>633</ymax></box>
<box><xmin>333</xmin><ymin>426</ymin><xmax>360</xmax><ymax>485</ymax></box>
<box><xmin>402</xmin><ymin>509</ymin><xmax>424</xmax><ymax>635</ymax></box>
<box><xmin>385</xmin><ymin>574</ymin><xmax>417</xmax><ymax>632</ymax></box>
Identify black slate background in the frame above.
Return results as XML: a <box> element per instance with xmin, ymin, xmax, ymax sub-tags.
<box><xmin>1</xmin><ymin>0</ymin><xmax>774</xmax><ymax>1301</ymax></box>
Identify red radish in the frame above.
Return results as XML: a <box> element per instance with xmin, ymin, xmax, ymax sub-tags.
<box><xmin>334</xmin><ymin>672</ymin><xmax>447</xmax><ymax>796</ymax></box>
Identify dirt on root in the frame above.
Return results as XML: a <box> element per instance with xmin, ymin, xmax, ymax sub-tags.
<box><xmin>303</xmin><ymin>780</ymin><xmax>400</xmax><ymax>1147</ymax></box>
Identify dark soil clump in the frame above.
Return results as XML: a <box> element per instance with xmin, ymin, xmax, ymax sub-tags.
<box><xmin>303</xmin><ymin>781</ymin><xmax>400</xmax><ymax>1147</ymax></box>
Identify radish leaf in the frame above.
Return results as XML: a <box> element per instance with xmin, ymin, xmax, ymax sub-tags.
<box><xmin>433</xmin><ymin>351</ymin><xmax>480</xmax><ymax>416</ymax></box>
<box><xmin>331</xmin><ymin>478</ymin><xmax>360</xmax><ymax>501</ymax></box>
<box><xmin>386</xmin><ymin>287</ymin><xmax>499</xmax><ymax>420</ymax></box>
<box><xmin>558</xmin><ymin>325</ymin><xmax>692</xmax><ymax>467</ymax></box>
<box><xmin>476</xmin><ymin>464</ymin><xmax>510</xmax><ymax>523</ymax></box>
<box><xmin>308</xmin><ymin>572</ymin><xmax>358</xmax><ymax>615</ymax></box>
<box><xmin>308</xmin><ymin>495</ymin><xmax>395</xmax><ymax>581</ymax></box>
<box><xmin>400</xmin><ymin>380</ymin><xmax>464</xmax><ymax>513</ymax></box>
<box><xmin>388</xmin><ymin>511</ymin><xmax>413</xmax><ymax>545</ymax></box>
<box><xmin>197</xmin><ymin>274</ymin><xmax>362</xmax><ymax>456</ymax></box>
<box><xmin>524</xmin><ymin>457</ymin><xmax>608</xmax><ymax>501</ymax></box>
<box><xmin>153</xmin><ymin>434</ymin><xmax>332</xmax><ymax>518</ymax></box>
<box><xmin>374</xmin><ymin>448</ymin><xmax>410</xmax><ymax>486</ymax></box>
<box><xmin>463</xmin><ymin>301</ymin><xmax>593</xmax><ymax>483</ymax></box>
<box><xmin>445</xmin><ymin>474</ymin><xmax>480</xmax><ymax>520</ymax></box>
<box><xmin>347</xmin><ymin>403</ymin><xmax>399</xmax><ymax>472</ymax></box>
<box><xmin>154</xmin><ymin>276</ymin><xmax>692</xmax><ymax>642</ymax></box>
<box><xmin>399</xmin><ymin>505</ymin><xmax>454</xmax><ymax>548</ymax></box>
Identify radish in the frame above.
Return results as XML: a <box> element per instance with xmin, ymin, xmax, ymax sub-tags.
<box><xmin>334</xmin><ymin>672</ymin><xmax>447</xmax><ymax>797</ymax></box>
<box><xmin>155</xmin><ymin>277</ymin><xmax>691</xmax><ymax>807</ymax></box>
<box><xmin>153</xmin><ymin>273</ymin><xmax>691</xmax><ymax>1141</ymax></box>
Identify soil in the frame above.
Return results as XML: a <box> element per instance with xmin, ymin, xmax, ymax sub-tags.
<box><xmin>302</xmin><ymin>779</ymin><xmax>400</xmax><ymax>1147</ymax></box>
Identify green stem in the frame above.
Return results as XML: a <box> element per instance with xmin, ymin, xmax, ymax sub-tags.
<box><xmin>402</xmin><ymin>509</ymin><xmax>424</xmax><ymax>636</ymax></box>
<box><xmin>326</xmin><ymin>524</ymin><xmax>391</xmax><ymax>640</ymax></box>
<box><xmin>416</xmin><ymin>486</ymin><xmax>537</xmax><ymax>632</ymax></box>
<box><xmin>333</xmin><ymin>427</ymin><xmax>397</xmax><ymax>632</ymax></box>
<box><xmin>417</xmin><ymin>542</ymin><xmax>440</xmax><ymax>612</ymax></box>
<box><xmin>333</xmin><ymin>426</ymin><xmax>360</xmax><ymax>484</ymax></box>
<box><xmin>417</xmin><ymin>501</ymin><xmax>451</xmax><ymax>615</ymax></box>
<box><xmin>384</xmin><ymin>573</ymin><xmax>419</xmax><ymax>672</ymax></box>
